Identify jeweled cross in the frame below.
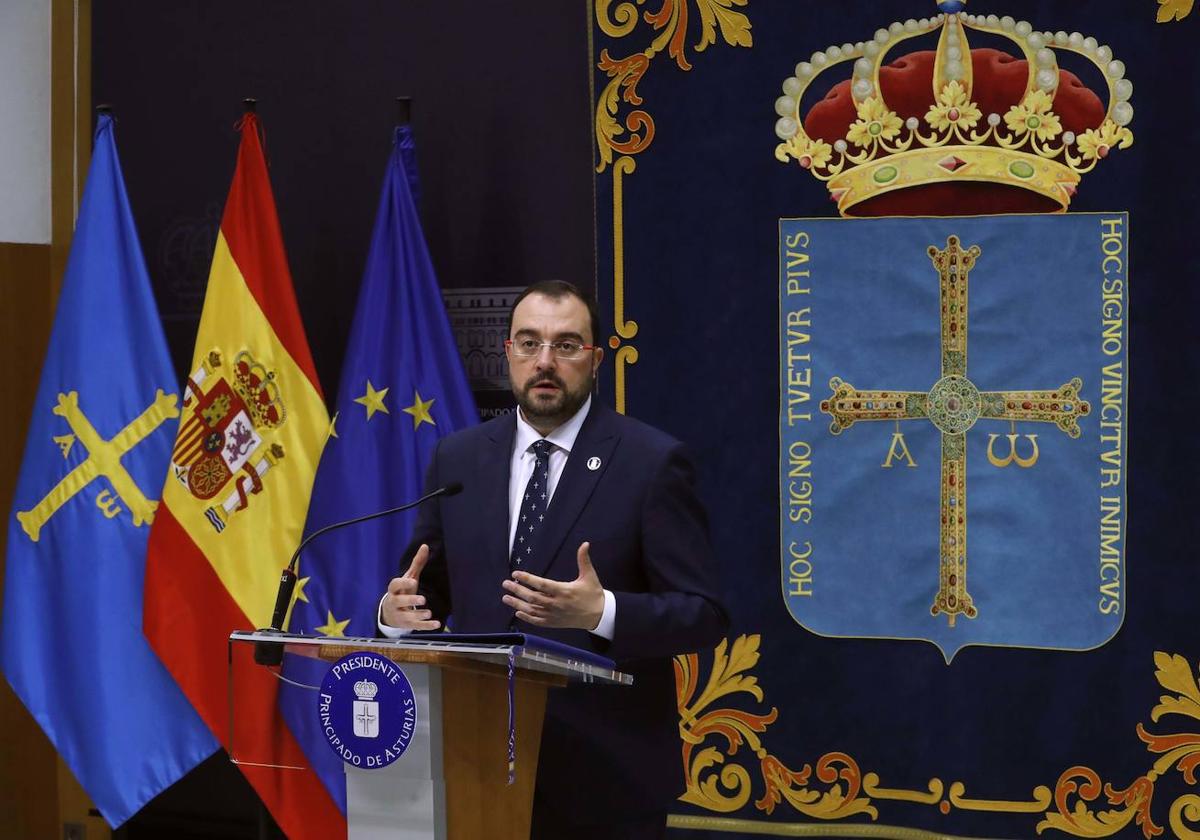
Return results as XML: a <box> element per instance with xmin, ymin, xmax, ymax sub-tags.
<box><xmin>819</xmin><ymin>236</ymin><xmax>1091</xmax><ymax>626</ymax></box>
<box><xmin>16</xmin><ymin>389</ymin><xmax>180</xmax><ymax>542</ymax></box>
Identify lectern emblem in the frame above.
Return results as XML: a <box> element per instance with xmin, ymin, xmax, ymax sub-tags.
<box><xmin>352</xmin><ymin>679</ymin><xmax>380</xmax><ymax>738</ymax></box>
<box><xmin>319</xmin><ymin>651</ymin><xmax>417</xmax><ymax>769</ymax></box>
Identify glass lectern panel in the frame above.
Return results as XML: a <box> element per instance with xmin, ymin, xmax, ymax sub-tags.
<box><xmin>225</xmin><ymin>630</ymin><xmax>630</xmax><ymax>770</ymax></box>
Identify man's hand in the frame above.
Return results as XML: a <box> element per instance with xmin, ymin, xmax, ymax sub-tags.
<box><xmin>501</xmin><ymin>542</ymin><xmax>605</xmax><ymax>630</ymax></box>
<box><xmin>381</xmin><ymin>544</ymin><xmax>441</xmax><ymax>631</ymax></box>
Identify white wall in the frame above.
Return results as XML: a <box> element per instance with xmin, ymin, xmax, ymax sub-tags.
<box><xmin>0</xmin><ymin>0</ymin><xmax>51</xmax><ymax>244</ymax></box>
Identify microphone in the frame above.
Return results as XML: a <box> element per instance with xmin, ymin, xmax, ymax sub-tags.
<box><xmin>253</xmin><ymin>482</ymin><xmax>463</xmax><ymax>665</ymax></box>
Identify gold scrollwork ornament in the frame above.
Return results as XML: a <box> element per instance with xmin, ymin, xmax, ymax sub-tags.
<box><xmin>675</xmin><ymin>643</ymin><xmax>1200</xmax><ymax>837</ymax></box>
<box><xmin>1157</xmin><ymin>0</ymin><xmax>1194</xmax><ymax>23</ymax></box>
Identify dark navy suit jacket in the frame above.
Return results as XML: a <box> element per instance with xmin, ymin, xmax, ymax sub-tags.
<box><xmin>403</xmin><ymin>402</ymin><xmax>727</xmax><ymax>824</ymax></box>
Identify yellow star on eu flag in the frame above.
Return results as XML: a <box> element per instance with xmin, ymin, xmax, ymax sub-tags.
<box><xmin>282</xmin><ymin>570</ymin><xmax>310</xmax><ymax>630</ymax></box>
<box><xmin>315</xmin><ymin>609</ymin><xmax>351</xmax><ymax>638</ymax></box>
<box><xmin>292</xmin><ymin>573</ymin><xmax>310</xmax><ymax>606</ymax></box>
<box><xmin>402</xmin><ymin>390</ymin><xmax>437</xmax><ymax>430</ymax></box>
<box><xmin>354</xmin><ymin>380</ymin><xmax>390</xmax><ymax>421</ymax></box>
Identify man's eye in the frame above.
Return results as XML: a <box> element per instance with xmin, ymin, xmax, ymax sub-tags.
<box><xmin>557</xmin><ymin>342</ymin><xmax>581</xmax><ymax>354</ymax></box>
<box><xmin>519</xmin><ymin>339</ymin><xmax>540</xmax><ymax>351</ymax></box>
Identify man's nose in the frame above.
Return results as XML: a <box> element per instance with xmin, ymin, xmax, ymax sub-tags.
<box><xmin>533</xmin><ymin>344</ymin><xmax>557</xmax><ymax>368</ymax></box>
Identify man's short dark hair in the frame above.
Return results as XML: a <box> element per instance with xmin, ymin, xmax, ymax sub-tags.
<box><xmin>508</xmin><ymin>280</ymin><xmax>602</xmax><ymax>347</ymax></box>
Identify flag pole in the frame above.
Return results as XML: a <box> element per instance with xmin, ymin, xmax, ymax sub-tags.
<box><xmin>395</xmin><ymin>96</ymin><xmax>411</xmax><ymax>125</ymax></box>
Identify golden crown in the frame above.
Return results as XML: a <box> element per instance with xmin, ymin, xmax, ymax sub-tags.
<box><xmin>773</xmin><ymin>1</ymin><xmax>1134</xmax><ymax>215</ymax></box>
<box><xmin>232</xmin><ymin>350</ymin><xmax>285</xmax><ymax>430</ymax></box>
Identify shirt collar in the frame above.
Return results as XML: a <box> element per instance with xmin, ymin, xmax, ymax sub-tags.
<box><xmin>515</xmin><ymin>396</ymin><xmax>592</xmax><ymax>456</ymax></box>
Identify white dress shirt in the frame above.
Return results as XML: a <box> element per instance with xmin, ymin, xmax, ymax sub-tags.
<box><xmin>380</xmin><ymin>396</ymin><xmax>616</xmax><ymax>638</ymax></box>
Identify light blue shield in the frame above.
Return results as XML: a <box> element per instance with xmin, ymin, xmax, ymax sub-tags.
<box><xmin>779</xmin><ymin>214</ymin><xmax>1128</xmax><ymax>661</ymax></box>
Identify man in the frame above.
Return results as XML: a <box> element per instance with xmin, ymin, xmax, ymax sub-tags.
<box><xmin>380</xmin><ymin>280</ymin><xmax>727</xmax><ymax>838</ymax></box>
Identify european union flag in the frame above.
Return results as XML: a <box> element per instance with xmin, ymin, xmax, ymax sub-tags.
<box><xmin>0</xmin><ymin>114</ymin><xmax>217</xmax><ymax>826</ymax></box>
<box><xmin>279</xmin><ymin>124</ymin><xmax>478</xmax><ymax>808</ymax></box>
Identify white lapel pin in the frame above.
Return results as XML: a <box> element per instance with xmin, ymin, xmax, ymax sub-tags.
<box><xmin>586</xmin><ymin>456</ymin><xmax>602</xmax><ymax>471</ymax></box>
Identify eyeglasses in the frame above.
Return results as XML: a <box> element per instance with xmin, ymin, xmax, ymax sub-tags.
<box><xmin>505</xmin><ymin>338</ymin><xmax>596</xmax><ymax>360</ymax></box>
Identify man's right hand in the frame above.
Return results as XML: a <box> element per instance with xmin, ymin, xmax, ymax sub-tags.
<box><xmin>381</xmin><ymin>544</ymin><xmax>442</xmax><ymax>631</ymax></box>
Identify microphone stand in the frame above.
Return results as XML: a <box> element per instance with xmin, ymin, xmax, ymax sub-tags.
<box><xmin>253</xmin><ymin>482</ymin><xmax>462</xmax><ymax>665</ymax></box>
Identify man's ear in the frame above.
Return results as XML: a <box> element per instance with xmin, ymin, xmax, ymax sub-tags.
<box><xmin>592</xmin><ymin>347</ymin><xmax>604</xmax><ymax>376</ymax></box>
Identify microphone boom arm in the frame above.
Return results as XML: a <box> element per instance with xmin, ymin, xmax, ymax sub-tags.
<box><xmin>254</xmin><ymin>481</ymin><xmax>462</xmax><ymax>665</ymax></box>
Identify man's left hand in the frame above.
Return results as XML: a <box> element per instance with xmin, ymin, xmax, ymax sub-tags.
<box><xmin>502</xmin><ymin>541</ymin><xmax>605</xmax><ymax>630</ymax></box>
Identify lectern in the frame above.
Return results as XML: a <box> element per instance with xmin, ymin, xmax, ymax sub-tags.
<box><xmin>229</xmin><ymin>631</ymin><xmax>631</xmax><ymax>840</ymax></box>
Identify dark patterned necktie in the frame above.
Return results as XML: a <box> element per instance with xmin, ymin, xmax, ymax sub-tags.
<box><xmin>511</xmin><ymin>439</ymin><xmax>552</xmax><ymax>569</ymax></box>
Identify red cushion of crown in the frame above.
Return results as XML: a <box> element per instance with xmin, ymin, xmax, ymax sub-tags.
<box><xmin>804</xmin><ymin>48</ymin><xmax>1105</xmax><ymax>216</ymax></box>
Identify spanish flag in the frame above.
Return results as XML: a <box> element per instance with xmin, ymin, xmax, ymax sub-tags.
<box><xmin>144</xmin><ymin>113</ymin><xmax>343</xmax><ymax>837</ymax></box>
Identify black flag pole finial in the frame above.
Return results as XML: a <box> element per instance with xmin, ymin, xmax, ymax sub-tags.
<box><xmin>396</xmin><ymin>96</ymin><xmax>412</xmax><ymax>125</ymax></box>
<box><xmin>243</xmin><ymin>98</ymin><xmax>258</xmax><ymax>113</ymax></box>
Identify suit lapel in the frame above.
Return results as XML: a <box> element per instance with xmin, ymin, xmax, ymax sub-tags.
<box><xmin>480</xmin><ymin>416</ymin><xmax>516</xmax><ymax>580</ymax></box>
<box><xmin>527</xmin><ymin>404</ymin><xmax>620</xmax><ymax>578</ymax></box>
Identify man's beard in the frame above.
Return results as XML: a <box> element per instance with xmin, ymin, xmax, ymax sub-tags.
<box><xmin>514</xmin><ymin>368</ymin><xmax>593</xmax><ymax>427</ymax></box>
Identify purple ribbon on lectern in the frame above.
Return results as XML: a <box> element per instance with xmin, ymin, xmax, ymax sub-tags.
<box><xmin>507</xmin><ymin>649</ymin><xmax>516</xmax><ymax>785</ymax></box>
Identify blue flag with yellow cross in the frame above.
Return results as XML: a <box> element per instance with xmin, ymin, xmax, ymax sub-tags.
<box><xmin>0</xmin><ymin>114</ymin><xmax>217</xmax><ymax>826</ymax></box>
<box><xmin>278</xmin><ymin>124</ymin><xmax>478</xmax><ymax>809</ymax></box>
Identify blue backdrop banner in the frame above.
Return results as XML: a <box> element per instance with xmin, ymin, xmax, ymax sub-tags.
<box><xmin>591</xmin><ymin>1</ymin><xmax>1198</xmax><ymax>837</ymax></box>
